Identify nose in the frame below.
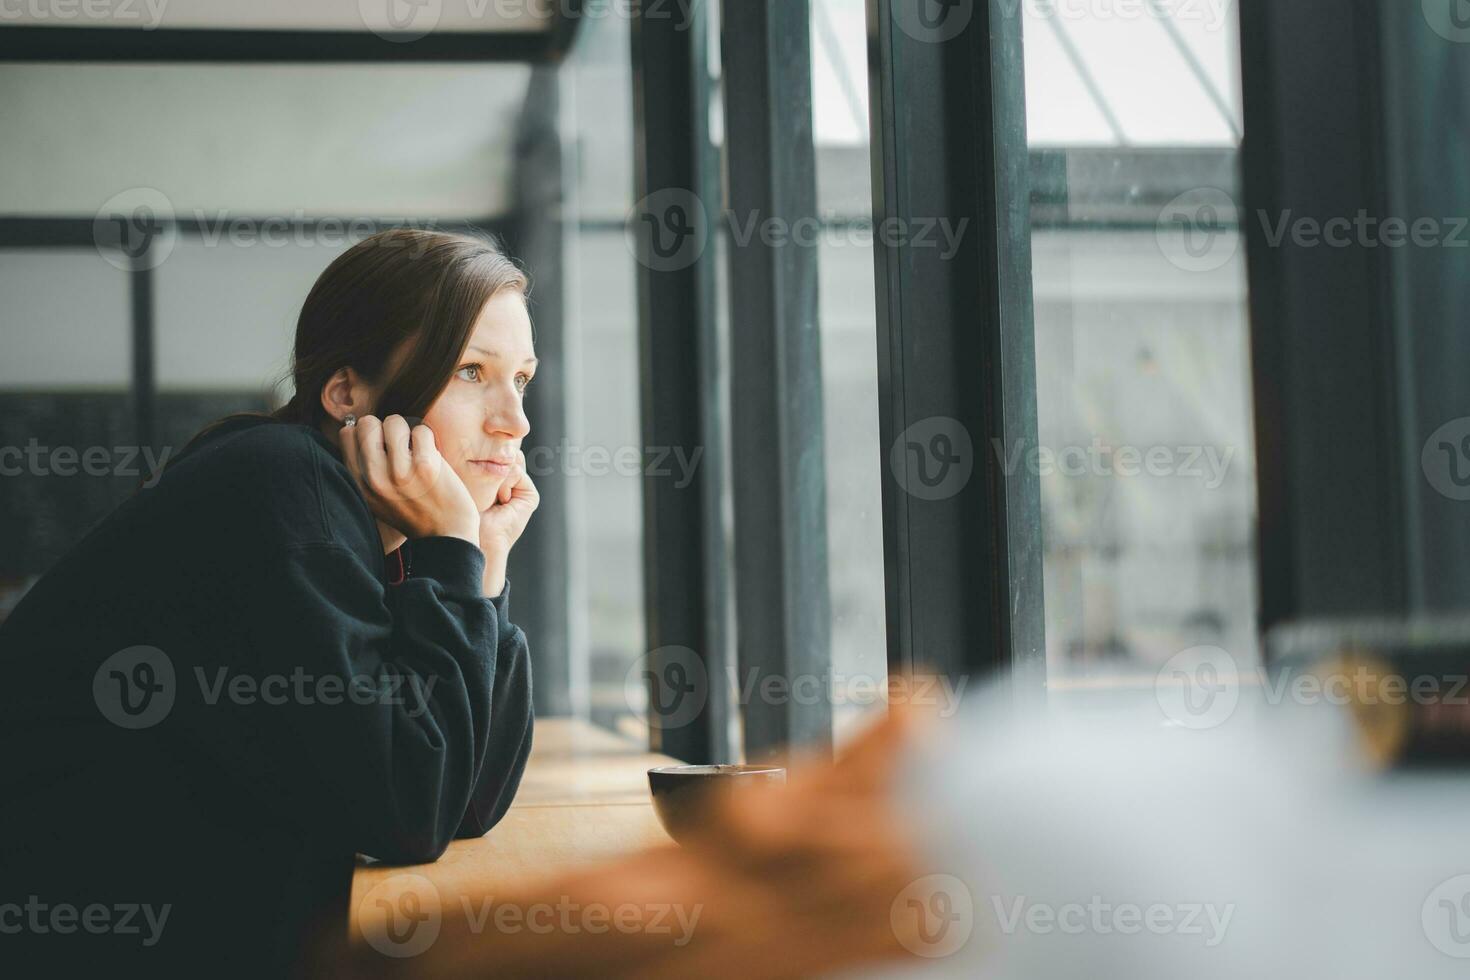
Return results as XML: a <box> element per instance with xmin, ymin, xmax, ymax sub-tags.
<box><xmin>486</xmin><ymin>388</ymin><xmax>531</xmax><ymax>442</ymax></box>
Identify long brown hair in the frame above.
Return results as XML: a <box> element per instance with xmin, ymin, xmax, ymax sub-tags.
<box><xmin>167</xmin><ymin>228</ymin><xmax>530</xmax><ymax>470</ymax></box>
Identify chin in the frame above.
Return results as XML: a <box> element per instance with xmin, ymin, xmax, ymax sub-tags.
<box><xmin>471</xmin><ymin>480</ymin><xmax>504</xmax><ymax>511</ymax></box>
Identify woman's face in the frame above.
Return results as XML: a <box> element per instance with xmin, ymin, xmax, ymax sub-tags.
<box><xmin>422</xmin><ymin>289</ymin><xmax>536</xmax><ymax>511</ymax></box>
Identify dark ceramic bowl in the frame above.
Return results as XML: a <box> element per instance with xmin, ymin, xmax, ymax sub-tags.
<box><xmin>647</xmin><ymin>764</ymin><xmax>787</xmax><ymax>845</ymax></box>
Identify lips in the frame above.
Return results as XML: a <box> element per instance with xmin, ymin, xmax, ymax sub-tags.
<box><xmin>468</xmin><ymin>458</ymin><xmax>513</xmax><ymax>476</ymax></box>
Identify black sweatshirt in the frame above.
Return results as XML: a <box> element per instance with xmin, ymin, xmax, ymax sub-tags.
<box><xmin>0</xmin><ymin>415</ymin><xmax>534</xmax><ymax>976</ymax></box>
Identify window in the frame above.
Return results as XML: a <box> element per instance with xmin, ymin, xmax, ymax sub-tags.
<box><xmin>1019</xmin><ymin>3</ymin><xmax>1258</xmax><ymax>684</ymax></box>
<box><xmin>810</xmin><ymin>0</ymin><xmax>888</xmax><ymax>741</ymax></box>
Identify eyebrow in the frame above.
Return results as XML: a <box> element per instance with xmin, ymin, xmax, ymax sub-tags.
<box><xmin>467</xmin><ymin>346</ymin><xmax>539</xmax><ymax>366</ymax></box>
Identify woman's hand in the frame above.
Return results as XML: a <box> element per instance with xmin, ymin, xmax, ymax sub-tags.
<box><xmin>338</xmin><ymin>415</ymin><xmax>481</xmax><ymax>548</ymax></box>
<box><xmin>478</xmin><ymin>450</ymin><xmax>539</xmax><ymax>595</ymax></box>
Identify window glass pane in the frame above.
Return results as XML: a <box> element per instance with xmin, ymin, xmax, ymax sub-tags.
<box><xmin>1020</xmin><ymin>3</ymin><xmax>1258</xmax><ymax>685</ymax></box>
<box><xmin>563</xmin><ymin>14</ymin><xmax>648</xmax><ymax>738</ymax></box>
<box><xmin>812</xmin><ymin>0</ymin><xmax>887</xmax><ymax>741</ymax></box>
<box><xmin>0</xmin><ymin>250</ymin><xmax>133</xmax><ymax>600</ymax></box>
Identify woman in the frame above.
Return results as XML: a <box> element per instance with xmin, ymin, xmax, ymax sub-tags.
<box><xmin>0</xmin><ymin>229</ymin><xmax>539</xmax><ymax>976</ymax></box>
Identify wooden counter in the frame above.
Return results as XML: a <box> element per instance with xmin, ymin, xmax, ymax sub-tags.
<box><xmin>349</xmin><ymin>718</ymin><xmax>676</xmax><ymax>932</ymax></box>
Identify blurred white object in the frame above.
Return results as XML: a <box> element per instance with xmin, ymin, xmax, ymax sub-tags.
<box><xmin>862</xmin><ymin>682</ymin><xmax>1470</xmax><ymax>978</ymax></box>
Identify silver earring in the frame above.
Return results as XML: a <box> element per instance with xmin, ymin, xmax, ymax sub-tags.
<box><xmin>342</xmin><ymin>413</ymin><xmax>357</xmax><ymax>428</ymax></box>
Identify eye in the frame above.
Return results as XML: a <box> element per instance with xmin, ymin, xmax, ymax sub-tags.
<box><xmin>456</xmin><ymin>363</ymin><xmax>482</xmax><ymax>383</ymax></box>
<box><xmin>515</xmin><ymin>373</ymin><xmax>534</xmax><ymax>394</ymax></box>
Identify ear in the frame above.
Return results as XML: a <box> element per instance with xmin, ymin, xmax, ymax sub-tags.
<box><xmin>319</xmin><ymin>366</ymin><xmax>375</xmax><ymax>424</ymax></box>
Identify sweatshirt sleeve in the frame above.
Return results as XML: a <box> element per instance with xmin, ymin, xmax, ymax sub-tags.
<box><xmin>202</xmin><ymin>533</ymin><xmax>534</xmax><ymax>865</ymax></box>
<box><xmin>452</xmin><ymin>580</ymin><xmax>535</xmax><ymax>840</ymax></box>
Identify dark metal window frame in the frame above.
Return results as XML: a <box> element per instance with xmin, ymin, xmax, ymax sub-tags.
<box><xmin>1239</xmin><ymin>0</ymin><xmax>1470</xmax><ymax>633</ymax></box>
<box><xmin>0</xmin><ymin>20</ymin><xmax>583</xmax><ymax>63</ymax></box>
<box><xmin>719</xmin><ymin>0</ymin><xmax>835</xmax><ymax>759</ymax></box>
<box><xmin>865</xmin><ymin>0</ymin><xmax>1046</xmax><ymax>685</ymax></box>
<box><xmin>628</xmin><ymin>0</ymin><xmax>733</xmax><ymax>763</ymax></box>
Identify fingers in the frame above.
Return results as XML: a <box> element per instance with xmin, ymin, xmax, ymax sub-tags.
<box><xmin>381</xmin><ymin>415</ymin><xmax>413</xmax><ymax>485</ymax></box>
<box><xmin>498</xmin><ymin>450</ymin><xmax>535</xmax><ymax>506</ymax></box>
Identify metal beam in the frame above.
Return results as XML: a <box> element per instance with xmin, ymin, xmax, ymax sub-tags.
<box><xmin>629</xmin><ymin>0</ymin><xmax>731</xmax><ymax>763</ymax></box>
<box><xmin>0</xmin><ymin>6</ymin><xmax>589</xmax><ymax>64</ymax></box>
<box><xmin>721</xmin><ymin>0</ymin><xmax>833</xmax><ymax>759</ymax></box>
<box><xmin>866</xmin><ymin>0</ymin><xmax>1045</xmax><ymax>687</ymax></box>
<box><xmin>1239</xmin><ymin>0</ymin><xmax>1470</xmax><ymax>633</ymax></box>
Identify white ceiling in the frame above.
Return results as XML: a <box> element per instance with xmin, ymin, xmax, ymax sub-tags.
<box><xmin>0</xmin><ymin>63</ymin><xmax>531</xmax><ymax>218</ymax></box>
